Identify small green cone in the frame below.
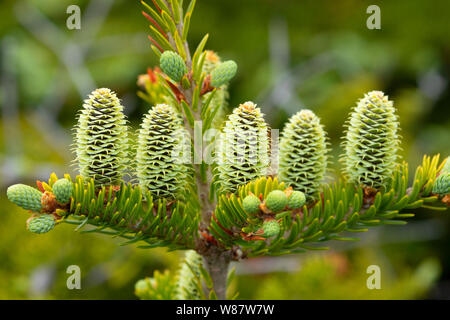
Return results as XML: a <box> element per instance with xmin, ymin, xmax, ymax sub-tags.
<box><xmin>262</xmin><ymin>219</ymin><xmax>280</xmax><ymax>238</ymax></box>
<box><xmin>287</xmin><ymin>191</ymin><xmax>306</xmax><ymax>209</ymax></box>
<box><xmin>160</xmin><ymin>51</ymin><xmax>187</xmax><ymax>82</ymax></box>
<box><xmin>243</xmin><ymin>194</ymin><xmax>261</xmax><ymax>214</ymax></box>
<box><xmin>52</xmin><ymin>178</ymin><xmax>73</xmax><ymax>204</ymax></box>
<box><xmin>433</xmin><ymin>173</ymin><xmax>450</xmax><ymax>196</ymax></box>
<box><xmin>265</xmin><ymin>190</ymin><xmax>288</xmax><ymax>213</ymax></box>
<box><xmin>27</xmin><ymin>214</ymin><xmax>55</xmax><ymax>234</ymax></box>
<box><xmin>7</xmin><ymin>184</ymin><xmax>43</xmax><ymax>212</ymax></box>
<box><xmin>211</xmin><ymin>60</ymin><xmax>237</xmax><ymax>87</ymax></box>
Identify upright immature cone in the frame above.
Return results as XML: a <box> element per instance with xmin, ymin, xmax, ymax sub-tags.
<box><xmin>202</xmin><ymin>51</ymin><xmax>229</xmax><ymax>129</ymax></box>
<box><xmin>216</xmin><ymin>102</ymin><xmax>270</xmax><ymax>194</ymax></box>
<box><xmin>279</xmin><ymin>109</ymin><xmax>328</xmax><ymax>200</ymax></box>
<box><xmin>75</xmin><ymin>88</ymin><xmax>128</xmax><ymax>187</ymax></box>
<box><xmin>136</xmin><ymin>104</ymin><xmax>188</xmax><ymax>198</ymax></box>
<box><xmin>160</xmin><ymin>51</ymin><xmax>187</xmax><ymax>82</ymax></box>
<box><xmin>342</xmin><ymin>91</ymin><xmax>400</xmax><ymax>189</ymax></box>
<box><xmin>210</xmin><ymin>60</ymin><xmax>237</xmax><ymax>87</ymax></box>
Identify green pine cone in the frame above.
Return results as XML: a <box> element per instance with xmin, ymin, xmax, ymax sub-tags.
<box><xmin>433</xmin><ymin>173</ymin><xmax>450</xmax><ymax>196</ymax></box>
<box><xmin>265</xmin><ymin>190</ymin><xmax>288</xmax><ymax>213</ymax></box>
<box><xmin>75</xmin><ymin>88</ymin><xmax>128</xmax><ymax>187</ymax></box>
<box><xmin>202</xmin><ymin>51</ymin><xmax>229</xmax><ymax>129</ymax></box>
<box><xmin>216</xmin><ymin>102</ymin><xmax>270</xmax><ymax>194</ymax></box>
<box><xmin>287</xmin><ymin>191</ymin><xmax>306</xmax><ymax>209</ymax></box>
<box><xmin>52</xmin><ymin>178</ymin><xmax>73</xmax><ymax>204</ymax></box>
<box><xmin>262</xmin><ymin>219</ymin><xmax>280</xmax><ymax>238</ymax></box>
<box><xmin>175</xmin><ymin>250</ymin><xmax>203</xmax><ymax>300</ymax></box>
<box><xmin>342</xmin><ymin>91</ymin><xmax>400</xmax><ymax>189</ymax></box>
<box><xmin>160</xmin><ymin>51</ymin><xmax>187</xmax><ymax>82</ymax></box>
<box><xmin>136</xmin><ymin>104</ymin><xmax>188</xmax><ymax>198</ymax></box>
<box><xmin>211</xmin><ymin>60</ymin><xmax>237</xmax><ymax>87</ymax></box>
<box><xmin>279</xmin><ymin>109</ymin><xmax>328</xmax><ymax>200</ymax></box>
<box><xmin>243</xmin><ymin>194</ymin><xmax>261</xmax><ymax>214</ymax></box>
<box><xmin>27</xmin><ymin>214</ymin><xmax>55</xmax><ymax>234</ymax></box>
<box><xmin>7</xmin><ymin>184</ymin><xmax>42</xmax><ymax>212</ymax></box>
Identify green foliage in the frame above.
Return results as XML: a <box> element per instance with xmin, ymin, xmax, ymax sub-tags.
<box><xmin>136</xmin><ymin>104</ymin><xmax>189</xmax><ymax>199</ymax></box>
<box><xmin>60</xmin><ymin>175</ymin><xmax>199</xmax><ymax>250</ymax></box>
<box><xmin>7</xmin><ymin>184</ymin><xmax>42</xmax><ymax>212</ymax></box>
<box><xmin>342</xmin><ymin>91</ymin><xmax>400</xmax><ymax>189</ymax></box>
<box><xmin>160</xmin><ymin>51</ymin><xmax>188</xmax><ymax>82</ymax></box>
<box><xmin>175</xmin><ymin>250</ymin><xmax>203</xmax><ymax>300</ymax></box>
<box><xmin>74</xmin><ymin>88</ymin><xmax>128</xmax><ymax>187</ymax></box>
<box><xmin>215</xmin><ymin>102</ymin><xmax>270</xmax><ymax>194</ymax></box>
<box><xmin>287</xmin><ymin>191</ymin><xmax>306</xmax><ymax>209</ymax></box>
<box><xmin>135</xmin><ymin>270</ymin><xmax>177</xmax><ymax>300</ymax></box>
<box><xmin>265</xmin><ymin>190</ymin><xmax>288</xmax><ymax>213</ymax></box>
<box><xmin>210</xmin><ymin>155</ymin><xmax>446</xmax><ymax>257</ymax></box>
<box><xmin>433</xmin><ymin>173</ymin><xmax>449</xmax><ymax>196</ymax></box>
<box><xmin>279</xmin><ymin>109</ymin><xmax>328</xmax><ymax>201</ymax></box>
<box><xmin>211</xmin><ymin>60</ymin><xmax>238</xmax><ymax>88</ymax></box>
<box><xmin>52</xmin><ymin>178</ymin><xmax>73</xmax><ymax>205</ymax></box>
<box><xmin>242</xmin><ymin>194</ymin><xmax>261</xmax><ymax>215</ymax></box>
<box><xmin>26</xmin><ymin>214</ymin><xmax>55</xmax><ymax>234</ymax></box>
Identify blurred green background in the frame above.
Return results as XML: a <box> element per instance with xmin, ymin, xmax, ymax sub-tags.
<box><xmin>0</xmin><ymin>0</ymin><xmax>449</xmax><ymax>299</ymax></box>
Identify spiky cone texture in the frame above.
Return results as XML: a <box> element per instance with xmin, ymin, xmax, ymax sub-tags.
<box><xmin>175</xmin><ymin>250</ymin><xmax>203</xmax><ymax>300</ymax></box>
<box><xmin>136</xmin><ymin>104</ymin><xmax>188</xmax><ymax>198</ymax></box>
<box><xmin>279</xmin><ymin>109</ymin><xmax>328</xmax><ymax>200</ymax></box>
<box><xmin>342</xmin><ymin>91</ymin><xmax>400</xmax><ymax>189</ymax></box>
<box><xmin>27</xmin><ymin>214</ymin><xmax>55</xmax><ymax>234</ymax></box>
<box><xmin>52</xmin><ymin>178</ymin><xmax>73</xmax><ymax>205</ymax></box>
<box><xmin>160</xmin><ymin>51</ymin><xmax>187</xmax><ymax>82</ymax></box>
<box><xmin>211</xmin><ymin>60</ymin><xmax>237</xmax><ymax>88</ymax></box>
<box><xmin>433</xmin><ymin>173</ymin><xmax>450</xmax><ymax>196</ymax></box>
<box><xmin>216</xmin><ymin>102</ymin><xmax>270</xmax><ymax>194</ymax></box>
<box><xmin>7</xmin><ymin>184</ymin><xmax>42</xmax><ymax>212</ymax></box>
<box><xmin>75</xmin><ymin>88</ymin><xmax>128</xmax><ymax>187</ymax></box>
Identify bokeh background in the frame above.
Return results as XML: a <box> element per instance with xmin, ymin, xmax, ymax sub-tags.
<box><xmin>0</xmin><ymin>0</ymin><xmax>449</xmax><ymax>299</ymax></box>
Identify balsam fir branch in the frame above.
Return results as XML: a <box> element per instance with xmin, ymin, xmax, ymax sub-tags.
<box><xmin>5</xmin><ymin>0</ymin><xmax>450</xmax><ymax>301</ymax></box>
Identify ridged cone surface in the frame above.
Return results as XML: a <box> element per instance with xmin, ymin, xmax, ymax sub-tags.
<box><xmin>52</xmin><ymin>178</ymin><xmax>73</xmax><ymax>204</ymax></box>
<box><xmin>433</xmin><ymin>173</ymin><xmax>450</xmax><ymax>196</ymax></box>
<box><xmin>160</xmin><ymin>51</ymin><xmax>187</xmax><ymax>82</ymax></box>
<box><xmin>136</xmin><ymin>104</ymin><xmax>188</xmax><ymax>198</ymax></box>
<box><xmin>279</xmin><ymin>109</ymin><xmax>328</xmax><ymax>200</ymax></box>
<box><xmin>27</xmin><ymin>214</ymin><xmax>55</xmax><ymax>234</ymax></box>
<box><xmin>216</xmin><ymin>102</ymin><xmax>270</xmax><ymax>194</ymax></box>
<box><xmin>342</xmin><ymin>91</ymin><xmax>400</xmax><ymax>189</ymax></box>
<box><xmin>75</xmin><ymin>88</ymin><xmax>128</xmax><ymax>187</ymax></box>
<box><xmin>7</xmin><ymin>184</ymin><xmax>42</xmax><ymax>212</ymax></box>
<box><xmin>211</xmin><ymin>60</ymin><xmax>237</xmax><ymax>87</ymax></box>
